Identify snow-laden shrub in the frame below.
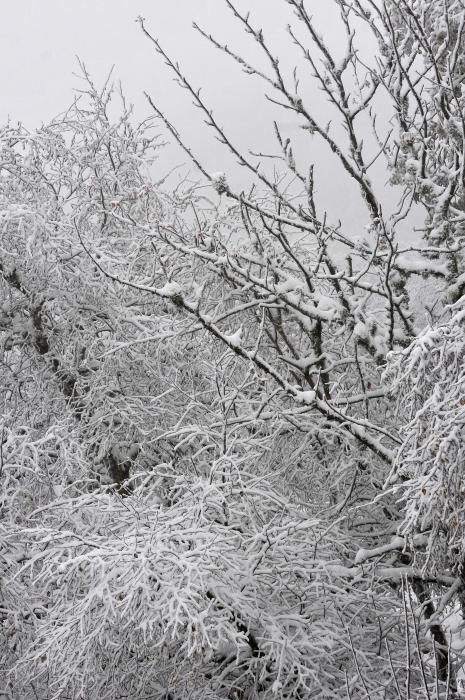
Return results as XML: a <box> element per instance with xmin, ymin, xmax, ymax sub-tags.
<box><xmin>385</xmin><ymin>301</ymin><xmax>465</xmax><ymax>572</ymax></box>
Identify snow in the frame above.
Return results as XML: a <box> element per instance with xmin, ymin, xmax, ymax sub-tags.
<box><xmin>314</xmin><ymin>293</ymin><xmax>343</xmax><ymax>319</ymax></box>
<box><xmin>355</xmin><ymin>537</ymin><xmax>405</xmax><ymax>565</ymax></box>
<box><xmin>282</xmin><ymin>354</ymin><xmax>319</xmax><ymax>370</ymax></box>
<box><xmin>155</xmin><ymin>281</ymin><xmax>182</xmax><ymax>298</ymax></box>
<box><xmin>224</xmin><ymin>327</ymin><xmax>243</xmax><ymax>347</ymax></box>
<box><xmin>274</xmin><ymin>277</ymin><xmax>303</xmax><ymax>294</ymax></box>
<box><xmin>395</xmin><ymin>253</ymin><xmax>449</xmax><ymax>277</ymax></box>
<box><xmin>353</xmin><ymin>321</ymin><xmax>368</xmax><ymax>340</ymax></box>
<box><xmin>209</xmin><ymin>171</ymin><xmax>226</xmax><ymax>181</ymax></box>
<box><xmin>294</xmin><ymin>390</ymin><xmax>316</xmax><ymax>404</ymax></box>
<box><xmin>191</xmin><ymin>281</ymin><xmax>205</xmax><ymax>300</ymax></box>
<box><xmin>405</xmin><ymin>157</ymin><xmax>420</xmax><ymax>174</ymax></box>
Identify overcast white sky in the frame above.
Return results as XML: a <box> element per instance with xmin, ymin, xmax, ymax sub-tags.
<box><xmin>0</xmin><ymin>1</ymin><xmax>387</xmax><ymax>232</ymax></box>
<box><xmin>0</xmin><ymin>1</ymin><xmax>343</xmax><ymax>123</ymax></box>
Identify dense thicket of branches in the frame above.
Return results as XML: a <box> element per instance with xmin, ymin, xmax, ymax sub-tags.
<box><xmin>1</xmin><ymin>1</ymin><xmax>465</xmax><ymax>698</ymax></box>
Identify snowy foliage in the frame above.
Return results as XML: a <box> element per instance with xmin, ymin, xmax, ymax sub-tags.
<box><xmin>2</xmin><ymin>2</ymin><xmax>465</xmax><ymax>698</ymax></box>
<box><xmin>386</xmin><ymin>300</ymin><xmax>465</xmax><ymax>574</ymax></box>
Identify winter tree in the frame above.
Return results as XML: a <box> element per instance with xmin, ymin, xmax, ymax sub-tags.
<box><xmin>1</xmin><ymin>1</ymin><xmax>465</xmax><ymax>698</ymax></box>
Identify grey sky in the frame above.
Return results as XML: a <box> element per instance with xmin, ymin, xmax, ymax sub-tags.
<box><xmin>0</xmin><ymin>1</ymin><xmax>342</xmax><ymax>123</ymax></box>
<box><xmin>0</xmin><ymin>1</ymin><xmax>387</xmax><ymax>233</ymax></box>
